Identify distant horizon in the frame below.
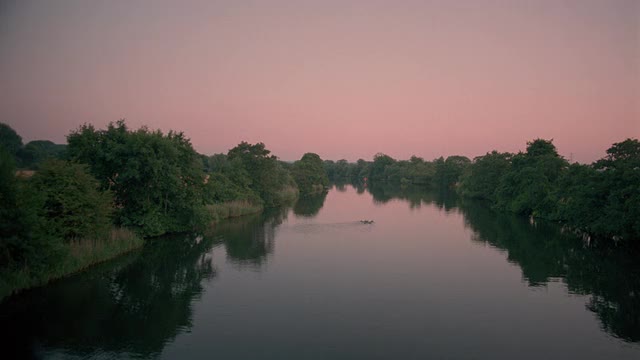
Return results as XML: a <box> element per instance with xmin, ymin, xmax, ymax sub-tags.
<box><xmin>2</xmin><ymin>0</ymin><xmax>638</xmax><ymax>164</ymax></box>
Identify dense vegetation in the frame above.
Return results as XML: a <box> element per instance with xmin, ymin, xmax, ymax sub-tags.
<box><xmin>0</xmin><ymin>120</ymin><xmax>332</xmax><ymax>298</ymax></box>
<box><xmin>460</xmin><ymin>139</ymin><xmax>640</xmax><ymax>244</ymax></box>
<box><xmin>292</xmin><ymin>153</ymin><xmax>329</xmax><ymax>196</ymax></box>
<box><xmin>1</xmin><ymin>119</ymin><xmax>637</xmax><ymax>299</ymax></box>
<box><xmin>0</xmin><ymin>145</ymin><xmax>141</xmax><ymax>299</ymax></box>
<box><xmin>324</xmin><ymin>138</ymin><xmax>639</xmax><ymax>245</ymax></box>
<box><xmin>67</xmin><ymin>121</ymin><xmax>209</xmax><ymax>237</ymax></box>
<box><xmin>0</xmin><ymin>123</ymin><xmax>67</xmax><ymax>169</ymax></box>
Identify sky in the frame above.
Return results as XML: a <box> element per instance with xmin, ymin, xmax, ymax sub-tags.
<box><xmin>0</xmin><ymin>0</ymin><xmax>638</xmax><ymax>163</ymax></box>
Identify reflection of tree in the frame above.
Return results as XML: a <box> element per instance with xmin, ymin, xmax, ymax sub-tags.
<box><xmin>1</xmin><ymin>233</ymin><xmax>217</xmax><ymax>358</ymax></box>
<box><xmin>355</xmin><ymin>183</ymin><xmax>366</xmax><ymax>194</ymax></box>
<box><xmin>333</xmin><ymin>182</ymin><xmax>347</xmax><ymax>192</ymax></box>
<box><xmin>2</xmin><ymin>205</ymin><xmax>294</xmax><ymax>358</ymax></box>
<box><xmin>367</xmin><ymin>183</ymin><xmax>394</xmax><ymax>204</ymax></box>
<box><xmin>459</xmin><ymin>198</ymin><xmax>640</xmax><ymax>342</ymax></box>
<box><xmin>367</xmin><ymin>183</ymin><xmax>458</xmax><ymax>212</ymax></box>
<box><xmin>460</xmin><ymin>199</ymin><xmax>573</xmax><ymax>285</ymax></box>
<box><xmin>354</xmin><ymin>182</ymin><xmax>640</xmax><ymax>343</ymax></box>
<box><xmin>215</xmin><ymin>206</ymin><xmax>290</xmax><ymax>267</ymax></box>
<box><xmin>293</xmin><ymin>192</ymin><xmax>327</xmax><ymax>218</ymax></box>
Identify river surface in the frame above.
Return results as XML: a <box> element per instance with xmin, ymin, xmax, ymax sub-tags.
<box><xmin>2</xmin><ymin>184</ymin><xmax>640</xmax><ymax>359</ymax></box>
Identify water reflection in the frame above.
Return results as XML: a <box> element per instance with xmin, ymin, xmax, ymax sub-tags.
<box><xmin>2</xmin><ymin>185</ymin><xmax>639</xmax><ymax>359</ymax></box>
<box><xmin>2</xmin><ymin>233</ymin><xmax>217</xmax><ymax>358</ymax></box>
<box><xmin>214</xmin><ymin>207</ymin><xmax>289</xmax><ymax>267</ymax></box>
<box><xmin>293</xmin><ymin>192</ymin><xmax>328</xmax><ymax>218</ymax></box>
<box><xmin>367</xmin><ymin>183</ymin><xmax>457</xmax><ymax>211</ymax></box>
<box><xmin>333</xmin><ymin>182</ymin><xmax>348</xmax><ymax>192</ymax></box>
<box><xmin>1</xmin><ymin>206</ymin><xmax>294</xmax><ymax>358</ymax></box>
<box><xmin>458</xmin><ymin>199</ymin><xmax>640</xmax><ymax>342</ymax></box>
<box><xmin>366</xmin><ymin>185</ymin><xmax>640</xmax><ymax>343</ymax></box>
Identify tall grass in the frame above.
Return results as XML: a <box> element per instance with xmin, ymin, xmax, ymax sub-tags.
<box><xmin>64</xmin><ymin>227</ymin><xmax>143</xmax><ymax>272</ymax></box>
<box><xmin>207</xmin><ymin>200</ymin><xmax>263</xmax><ymax>223</ymax></box>
<box><xmin>0</xmin><ymin>227</ymin><xmax>142</xmax><ymax>301</ymax></box>
<box><xmin>274</xmin><ymin>185</ymin><xmax>299</xmax><ymax>205</ymax></box>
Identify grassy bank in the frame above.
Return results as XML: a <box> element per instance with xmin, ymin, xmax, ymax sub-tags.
<box><xmin>274</xmin><ymin>185</ymin><xmax>299</xmax><ymax>205</ymax></box>
<box><xmin>206</xmin><ymin>186</ymin><xmax>298</xmax><ymax>224</ymax></box>
<box><xmin>207</xmin><ymin>200</ymin><xmax>264</xmax><ymax>223</ymax></box>
<box><xmin>0</xmin><ymin>227</ymin><xmax>143</xmax><ymax>301</ymax></box>
<box><xmin>1</xmin><ymin>196</ymin><xmax>295</xmax><ymax>302</ymax></box>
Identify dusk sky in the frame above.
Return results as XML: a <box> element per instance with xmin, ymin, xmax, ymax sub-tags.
<box><xmin>1</xmin><ymin>0</ymin><xmax>638</xmax><ymax>163</ymax></box>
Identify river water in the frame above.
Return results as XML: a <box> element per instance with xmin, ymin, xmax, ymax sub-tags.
<box><xmin>2</xmin><ymin>184</ymin><xmax>639</xmax><ymax>359</ymax></box>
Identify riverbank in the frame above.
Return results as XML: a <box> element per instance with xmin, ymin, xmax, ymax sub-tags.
<box><xmin>0</xmin><ymin>199</ymin><xmax>285</xmax><ymax>302</ymax></box>
<box><xmin>0</xmin><ymin>227</ymin><xmax>143</xmax><ymax>301</ymax></box>
<box><xmin>207</xmin><ymin>200</ymin><xmax>264</xmax><ymax>222</ymax></box>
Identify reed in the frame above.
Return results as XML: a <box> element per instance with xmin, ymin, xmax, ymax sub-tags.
<box><xmin>0</xmin><ymin>227</ymin><xmax>143</xmax><ymax>301</ymax></box>
<box><xmin>274</xmin><ymin>185</ymin><xmax>299</xmax><ymax>205</ymax></box>
<box><xmin>207</xmin><ymin>200</ymin><xmax>263</xmax><ymax>223</ymax></box>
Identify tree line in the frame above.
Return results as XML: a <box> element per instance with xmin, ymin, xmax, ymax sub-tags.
<box><xmin>0</xmin><ymin>120</ymin><xmax>329</xmax><ymax>298</ymax></box>
<box><xmin>1</xmin><ymin>119</ymin><xmax>637</xmax><ymax>297</ymax></box>
<box><xmin>324</xmin><ymin>138</ymin><xmax>639</xmax><ymax>245</ymax></box>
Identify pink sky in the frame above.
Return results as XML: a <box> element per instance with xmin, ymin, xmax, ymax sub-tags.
<box><xmin>1</xmin><ymin>0</ymin><xmax>638</xmax><ymax>163</ymax></box>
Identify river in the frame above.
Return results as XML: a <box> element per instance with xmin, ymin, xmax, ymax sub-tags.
<box><xmin>2</xmin><ymin>184</ymin><xmax>639</xmax><ymax>359</ymax></box>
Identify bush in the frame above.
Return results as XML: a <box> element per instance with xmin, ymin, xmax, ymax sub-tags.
<box><xmin>28</xmin><ymin>159</ymin><xmax>113</xmax><ymax>241</ymax></box>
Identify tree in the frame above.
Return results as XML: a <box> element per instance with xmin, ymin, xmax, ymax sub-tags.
<box><xmin>19</xmin><ymin>140</ymin><xmax>67</xmax><ymax>169</ymax></box>
<box><xmin>591</xmin><ymin>139</ymin><xmax>640</xmax><ymax>242</ymax></box>
<box><xmin>227</xmin><ymin>142</ymin><xmax>296</xmax><ymax>206</ymax></box>
<box><xmin>526</xmin><ymin>138</ymin><xmax>558</xmax><ymax>157</ymax></box>
<box><xmin>495</xmin><ymin>139</ymin><xmax>567</xmax><ymax>217</ymax></box>
<box><xmin>432</xmin><ymin>155</ymin><xmax>470</xmax><ymax>189</ymax></box>
<box><xmin>28</xmin><ymin>159</ymin><xmax>113</xmax><ymax>241</ymax></box>
<box><xmin>0</xmin><ymin>123</ymin><xmax>23</xmax><ymax>160</ymax></box>
<box><xmin>407</xmin><ymin>156</ymin><xmax>435</xmax><ymax>186</ymax></box>
<box><xmin>67</xmin><ymin>120</ymin><xmax>208</xmax><ymax>237</ymax></box>
<box><xmin>351</xmin><ymin>159</ymin><xmax>370</xmax><ymax>183</ymax></box>
<box><xmin>292</xmin><ymin>153</ymin><xmax>329</xmax><ymax>196</ymax></box>
<box><xmin>370</xmin><ymin>153</ymin><xmax>396</xmax><ymax>183</ymax></box>
<box><xmin>0</xmin><ymin>148</ymin><xmax>27</xmax><ymax>268</ymax></box>
<box><xmin>596</xmin><ymin>138</ymin><xmax>640</xmax><ymax>170</ymax></box>
<box><xmin>459</xmin><ymin>151</ymin><xmax>512</xmax><ymax>201</ymax></box>
<box><xmin>0</xmin><ymin>148</ymin><xmax>63</xmax><ymax>272</ymax></box>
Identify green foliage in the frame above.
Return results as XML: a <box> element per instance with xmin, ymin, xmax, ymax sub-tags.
<box><xmin>227</xmin><ymin>142</ymin><xmax>297</xmax><ymax>207</ymax></box>
<box><xmin>202</xmin><ymin>153</ymin><xmax>261</xmax><ymax>206</ymax></box>
<box><xmin>432</xmin><ymin>155</ymin><xmax>471</xmax><ymax>189</ymax></box>
<box><xmin>370</xmin><ymin>153</ymin><xmax>396</xmax><ymax>183</ymax></box>
<box><xmin>0</xmin><ymin>148</ymin><xmax>64</xmax><ymax>275</ymax></box>
<box><xmin>324</xmin><ymin>158</ymin><xmax>372</xmax><ymax>183</ymax></box>
<box><xmin>0</xmin><ymin>227</ymin><xmax>142</xmax><ymax>301</ymax></box>
<box><xmin>459</xmin><ymin>138</ymin><xmax>639</xmax><ymax>244</ymax></box>
<box><xmin>459</xmin><ymin>151</ymin><xmax>512</xmax><ymax>201</ymax></box>
<box><xmin>28</xmin><ymin>159</ymin><xmax>113</xmax><ymax>241</ymax></box>
<box><xmin>591</xmin><ymin>139</ymin><xmax>640</xmax><ymax>242</ymax></box>
<box><xmin>494</xmin><ymin>139</ymin><xmax>567</xmax><ymax>217</ymax></box>
<box><xmin>323</xmin><ymin>160</ymin><xmax>336</xmax><ymax>181</ymax></box>
<box><xmin>292</xmin><ymin>153</ymin><xmax>329</xmax><ymax>196</ymax></box>
<box><xmin>67</xmin><ymin>120</ymin><xmax>208</xmax><ymax>237</ymax></box>
<box><xmin>204</xmin><ymin>172</ymin><xmax>260</xmax><ymax>204</ymax></box>
<box><xmin>206</xmin><ymin>201</ymin><xmax>263</xmax><ymax>223</ymax></box>
<box><xmin>352</xmin><ymin>159</ymin><xmax>371</xmax><ymax>183</ymax></box>
<box><xmin>406</xmin><ymin>156</ymin><xmax>435</xmax><ymax>185</ymax></box>
<box><xmin>326</xmin><ymin>155</ymin><xmax>436</xmax><ymax>188</ymax></box>
<box><xmin>554</xmin><ymin>163</ymin><xmax>604</xmax><ymax>231</ymax></box>
<box><xmin>526</xmin><ymin>138</ymin><xmax>558</xmax><ymax>157</ymax></box>
<box><xmin>19</xmin><ymin>140</ymin><xmax>67</xmax><ymax>169</ymax></box>
<box><xmin>0</xmin><ymin>123</ymin><xmax>23</xmax><ymax>159</ymax></box>
<box><xmin>0</xmin><ymin>148</ymin><xmax>29</xmax><ymax>268</ymax></box>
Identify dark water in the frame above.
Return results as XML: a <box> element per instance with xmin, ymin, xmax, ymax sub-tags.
<box><xmin>2</xmin><ymin>185</ymin><xmax>640</xmax><ymax>359</ymax></box>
